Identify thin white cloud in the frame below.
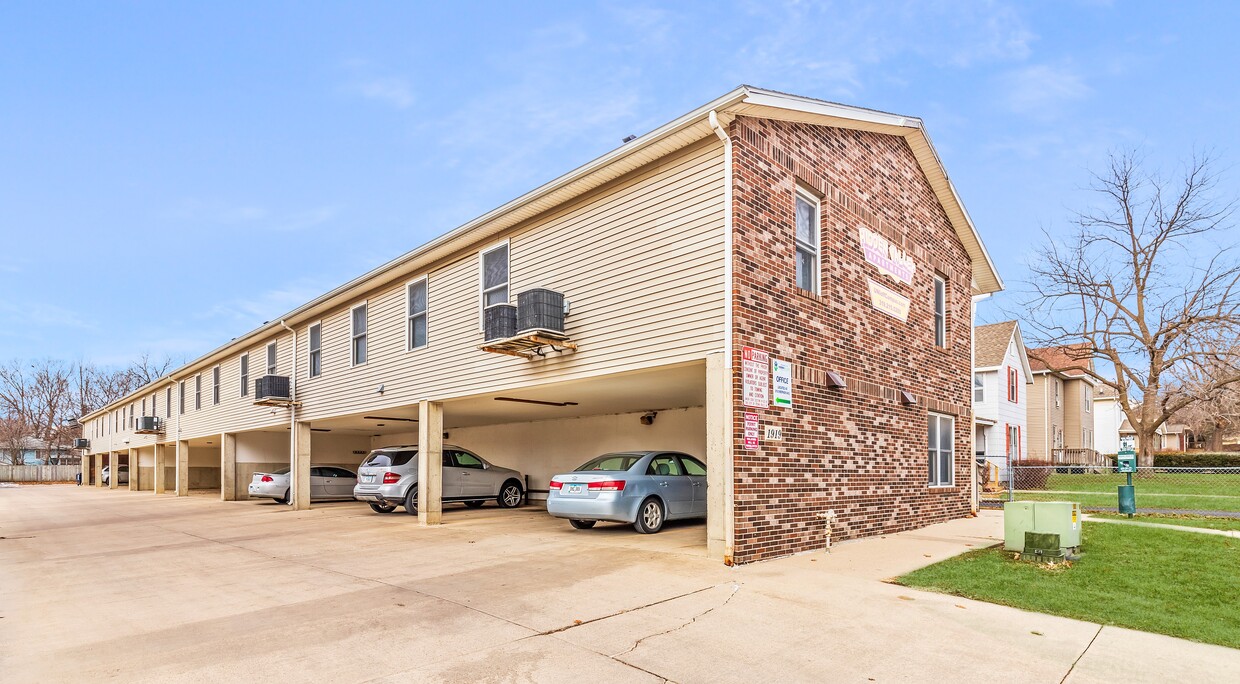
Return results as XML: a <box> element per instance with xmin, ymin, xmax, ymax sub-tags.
<box><xmin>160</xmin><ymin>200</ymin><xmax>340</xmax><ymax>232</ymax></box>
<box><xmin>353</xmin><ymin>76</ymin><xmax>414</xmax><ymax>109</ymax></box>
<box><xmin>1002</xmin><ymin>63</ymin><xmax>1091</xmax><ymax>118</ymax></box>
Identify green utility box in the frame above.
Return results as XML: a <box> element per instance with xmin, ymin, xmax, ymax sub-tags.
<box><xmin>1004</xmin><ymin>501</ymin><xmax>1082</xmax><ymax>552</ymax></box>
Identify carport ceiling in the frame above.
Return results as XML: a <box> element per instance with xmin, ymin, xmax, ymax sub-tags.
<box><xmin>305</xmin><ymin>362</ymin><xmax>706</xmax><ymax>434</ymax></box>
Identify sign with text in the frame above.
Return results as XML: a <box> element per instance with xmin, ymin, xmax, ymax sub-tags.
<box><xmin>742</xmin><ymin>347</ymin><xmax>770</xmax><ymax>408</ymax></box>
<box><xmin>764</xmin><ymin>425</ymin><xmax>783</xmax><ymax>441</ymax></box>
<box><xmin>743</xmin><ymin>412</ymin><xmax>760</xmax><ymax>450</ymax></box>
<box><xmin>771</xmin><ymin>358</ymin><xmax>793</xmax><ymax>407</ymax></box>
<box><xmin>859</xmin><ymin>226</ymin><xmax>915</xmax><ymax>285</ymax></box>
<box><xmin>867</xmin><ymin>279</ymin><xmax>911</xmax><ymax>322</ymax></box>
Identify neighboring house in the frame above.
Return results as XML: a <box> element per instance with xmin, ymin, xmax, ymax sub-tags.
<box><xmin>972</xmin><ymin>321</ymin><xmax>1032</xmax><ymax>477</ymax></box>
<box><xmin>0</xmin><ymin>437</ymin><xmax>76</xmax><ymax>465</ymax></box>
<box><xmin>75</xmin><ymin>86</ymin><xmax>1004</xmax><ymax>566</ymax></box>
<box><xmin>1027</xmin><ymin>344</ymin><xmax>1100</xmax><ymax>463</ymax></box>
<box><xmin>1094</xmin><ymin>386</ymin><xmax>1195</xmax><ymax>454</ymax></box>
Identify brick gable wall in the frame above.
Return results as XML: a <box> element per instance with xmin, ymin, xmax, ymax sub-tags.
<box><xmin>729</xmin><ymin>116</ymin><xmax>973</xmax><ymax>564</ymax></box>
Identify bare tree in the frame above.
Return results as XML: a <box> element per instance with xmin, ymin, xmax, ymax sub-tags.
<box><xmin>1024</xmin><ymin>149</ymin><xmax>1240</xmax><ymax>466</ymax></box>
<box><xmin>0</xmin><ymin>359</ymin><xmax>76</xmax><ymax>453</ymax></box>
<box><xmin>0</xmin><ymin>415</ymin><xmax>34</xmax><ymax>465</ymax></box>
<box><xmin>1171</xmin><ymin>347</ymin><xmax>1240</xmax><ymax>451</ymax></box>
<box><xmin>128</xmin><ymin>351</ymin><xmax>174</xmax><ymax>387</ymax></box>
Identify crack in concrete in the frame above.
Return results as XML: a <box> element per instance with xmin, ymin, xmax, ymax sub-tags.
<box><xmin>611</xmin><ymin>582</ymin><xmax>741</xmax><ymax>659</ymax></box>
<box><xmin>1060</xmin><ymin>624</ymin><xmax>1104</xmax><ymax>684</ymax></box>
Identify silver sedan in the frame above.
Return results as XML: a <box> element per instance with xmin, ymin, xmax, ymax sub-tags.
<box><xmin>247</xmin><ymin>466</ymin><xmax>359</xmax><ymax>504</ymax></box>
<box><xmin>547</xmin><ymin>451</ymin><xmax>707</xmax><ymax>533</ymax></box>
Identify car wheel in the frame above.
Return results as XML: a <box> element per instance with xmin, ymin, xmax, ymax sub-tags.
<box><xmin>464</xmin><ymin>500</ymin><xmax>485</xmax><ymax>508</ymax></box>
<box><xmin>633</xmin><ymin>497</ymin><xmax>665</xmax><ymax>534</ymax></box>
<box><xmin>497</xmin><ymin>481</ymin><xmax>524</xmax><ymax>508</ymax></box>
<box><xmin>569</xmin><ymin>519</ymin><xmax>596</xmax><ymax>530</ymax></box>
<box><xmin>403</xmin><ymin>486</ymin><xmax>418</xmax><ymax>515</ymax></box>
<box><xmin>280</xmin><ymin>489</ymin><xmax>291</xmax><ymax>505</ymax></box>
<box><xmin>369</xmin><ymin>502</ymin><xmax>397</xmax><ymax>514</ymax></box>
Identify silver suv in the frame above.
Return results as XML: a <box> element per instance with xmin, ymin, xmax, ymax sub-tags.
<box><xmin>353</xmin><ymin>445</ymin><xmax>526</xmax><ymax>515</ymax></box>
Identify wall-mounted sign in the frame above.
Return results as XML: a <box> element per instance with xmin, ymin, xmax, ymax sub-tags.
<box><xmin>743</xmin><ymin>412</ymin><xmax>760</xmax><ymax>450</ymax></box>
<box><xmin>859</xmin><ymin>226</ymin><xmax>915</xmax><ymax>285</ymax></box>
<box><xmin>764</xmin><ymin>426</ymin><xmax>783</xmax><ymax>441</ymax></box>
<box><xmin>771</xmin><ymin>358</ymin><xmax>793</xmax><ymax>407</ymax></box>
<box><xmin>742</xmin><ymin>347</ymin><xmax>770</xmax><ymax>408</ymax></box>
<box><xmin>867</xmin><ymin>279</ymin><xmax>911</xmax><ymax>322</ymax></box>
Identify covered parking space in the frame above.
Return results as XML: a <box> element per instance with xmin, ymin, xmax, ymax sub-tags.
<box><xmin>300</xmin><ymin>359</ymin><xmax>724</xmax><ymax>551</ymax></box>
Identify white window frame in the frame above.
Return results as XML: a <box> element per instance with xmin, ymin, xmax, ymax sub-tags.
<box><xmin>1007</xmin><ymin>424</ymin><xmax>1020</xmax><ymax>460</ymax></box>
<box><xmin>794</xmin><ymin>187</ymin><xmax>821</xmax><ymax>295</ymax></box>
<box><xmin>1055</xmin><ymin>378</ymin><xmax>1061</xmax><ymax>408</ymax></box>
<box><xmin>239</xmin><ymin>354</ymin><xmax>249</xmax><ymax>397</ymax></box>
<box><xmin>194</xmin><ymin>374</ymin><xmax>202</xmax><ymax>410</ymax></box>
<box><xmin>933</xmin><ymin>275</ymin><xmax>947</xmax><ymax>348</ymax></box>
<box><xmin>479</xmin><ymin>240</ymin><xmax>510</xmax><ymax>328</ymax></box>
<box><xmin>406</xmin><ymin>276</ymin><xmax>429</xmax><ymax>351</ymax></box>
<box><xmin>308</xmin><ymin>321</ymin><xmax>323</xmax><ymax>378</ymax></box>
<box><xmin>266</xmin><ymin>342</ymin><xmax>277</xmax><ymax>376</ymax></box>
<box><xmin>166</xmin><ymin>386</ymin><xmax>172</xmax><ymax>418</ymax></box>
<box><xmin>1007</xmin><ymin>367</ymin><xmax>1019</xmax><ymax>403</ymax></box>
<box><xmin>928</xmin><ymin>412</ymin><xmax>955</xmax><ymax>487</ymax></box>
<box><xmin>212</xmin><ymin>365</ymin><xmax>221</xmax><ymax>405</ymax></box>
<box><xmin>350</xmin><ymin>302</ymin><xmax>368</xmax><ymax>367</ymax></box>
<box><xmin>1085</xmin><ymin>385</ymin><xmax>1093</xmax><ymax>413</ymax></box>
<box><xmin>972</xmin><ymin>373</ymin><xmax>984</xmax><ymax>403</ymax></box>
<box><xmin>179</xmin><ymin>381</ymin><xmax>185</xmax><ymax>415</ymax></box>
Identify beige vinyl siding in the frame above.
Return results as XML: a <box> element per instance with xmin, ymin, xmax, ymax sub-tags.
<box><xmin>1027</xmin><ymin>375</ymin><xmax>1047</xmax><ymax>460</ymax></box>
<box><xmin>1063</xmin><ymin>378</ymin><xmax>1084</xmax><ymax>448</ymax></box>
<box><xmin>129</xmin><ymin>137</ymin><xmax>723</xmax><ymax>442</ymax></box>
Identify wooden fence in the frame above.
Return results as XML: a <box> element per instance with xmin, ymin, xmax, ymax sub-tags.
<box><xmin>0</xmin><ymin>465</ymin><xmax>81</xmax><ymax>483</ymax></box>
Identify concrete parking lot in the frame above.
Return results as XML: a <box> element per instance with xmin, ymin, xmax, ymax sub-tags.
<box><xmin>2</xmin><ymin>486</ymin><xmax>1237</xmax><ymax>683</ymax></box>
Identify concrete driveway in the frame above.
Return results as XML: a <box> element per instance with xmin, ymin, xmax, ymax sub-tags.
<box><xmin>2</xmin><ymin>486</ymin><xmax>1236</xmax><ymax>683</ymax></box>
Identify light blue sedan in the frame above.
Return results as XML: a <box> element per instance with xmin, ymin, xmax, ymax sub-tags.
<box><xmin>547</xmin><ymin>451</ymin><xmax>707</xmax><ymax>533</ymax></box>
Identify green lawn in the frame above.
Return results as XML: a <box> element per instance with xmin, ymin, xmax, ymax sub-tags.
<box><xmin>1003</xmin><ymin>473</ymin><xmax>1240</xmax><ymax>513</ymax></box>
<box><xmin>1089</xmin><ymin>514</ymin><xmax>1240</xmax><ymax>532</ymax></box>
<box><xmin>897</xmin><ymin>522</ymin><xmax>1240</xmax><ymax>649</ymax></box>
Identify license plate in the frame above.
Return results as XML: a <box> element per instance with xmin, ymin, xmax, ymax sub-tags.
<box><xmin>362</xmin><ymin>475</ymin><xmax>375</xmax><ymax>483</ymax></box>
<box><xmin>566</xmin><ymin>484</ymin><xmax>586</xmax><ymax>495</ymax></box>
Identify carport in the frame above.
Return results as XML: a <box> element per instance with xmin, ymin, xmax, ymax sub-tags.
<box><xmin>222</xmin><ymin>428</ymin><xmax>371</xmax><ymax>503</ymax></box>
<box><xmin>297</xmin><ymin>359</ymin><xmax>726</xmax><ymax>551</ymax></box>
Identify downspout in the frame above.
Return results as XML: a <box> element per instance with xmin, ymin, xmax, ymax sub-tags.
<box><xmin>708</xmin><ymin>109</ymin><xmax>735</xmax><ymax>560</ymax></box>
<box><xmin>279</xmin><ymin>320</ymin><xmax>298</xmax><ymax>503</ymax></box>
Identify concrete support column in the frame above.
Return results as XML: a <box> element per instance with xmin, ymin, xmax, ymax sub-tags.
<box><xmin>95</xmin><ymin>455</ymin><xmax>104</xmax><ymax>488</ymax></box>
<box><xmin>706</xmin><ymin>352</ymin><xmax>735</xmax><ymax>563</ymax></box>
<box><xmin>153</xmin><ymin>444</ymin><xmax>166</xmax><ymax>494</ymax></box>
<box><xmin>109</xmin><ymin>452</ymin><xmax>118</xmax><ymax>489</ymax></box>
<box><xmin>80</xmin><ymin>456</ymin><xmax>89</xmax><ymax>486</ymax></box>
<box><xmin>128</xmin><ymin>448</ymin><xmax>139</xmax><ymax>491</ymax></box>
<box><xmin>292</xmin><ymin>421</ymin><xmax>311</xmax><ymax>511</ymax></box>
<box><xmin>417</xmin><ymin>400</ymin><xmax>444</xmax><ymax>526</ymax></box>
<box><xmin>220</xmin><ymin>432</ymin><xmax>237</xmax><ymax>501</ymax></box>
<box><xmin>175</xmin><ymin>440</ymin><xmax>189</xmax><ymax>496</ymax></box>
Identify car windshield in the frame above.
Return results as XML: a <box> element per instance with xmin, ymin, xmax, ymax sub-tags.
<box><xmin>361</xmin><ymin>449</ymin><xmax>416</xmax><ymax>467</ymax></box>
<box><xmin>575</xmin><ymin>453</ymin><xmax>644</xmax><ymax>472</ymax></box>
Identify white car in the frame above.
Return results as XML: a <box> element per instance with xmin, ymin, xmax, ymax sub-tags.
<box><xmin>247</xmin><ymin>466</ymin><xmax>359</xmax><ymax>504</ymax></box>
<box><xmin>101</xmin><ymin>465</ymin><xmax>129</xmax><ymax>486</ymax></box>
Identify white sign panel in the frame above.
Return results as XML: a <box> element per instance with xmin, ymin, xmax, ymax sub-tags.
<box><xmin>867</xmin><ymin>279</ymin><xmax>911</xmax><ymax>322</ymax></box>
<box><xmin>859</xmin><ymin>226</ymin><xmax>916</xmax><ymax>285</ymax></box>
<box><xmin>742</xmin><ymin>347</ymin><xmax>770</xmax><ymax>409</ymax></box>
<box><xmin>771</xmin><ymin>358</ymin><xmax>792</xmax><ymax>407</ymax></box>
<box><xmin>764</xmin><ymin>426</ymin><xmax>783</xmax><ymax>441</ymax></box>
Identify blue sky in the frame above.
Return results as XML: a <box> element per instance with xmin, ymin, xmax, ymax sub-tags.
<box><xmin>1</xmin><ymin>1</ymin><xmax>1236</xmax><ymax>366</ymax></box>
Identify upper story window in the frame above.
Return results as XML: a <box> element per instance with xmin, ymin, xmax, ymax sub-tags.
<box><xmin>351</xmin><ymin>304</ymin><xmax>368</xmax><ymax>366</ymax></box>
<box><xmin>933</xmin><ymin>275</ymin><xmax>947</xmax><ymax>347</ymax></box>
<box><xmin>1055</xmin><ymin>378</ymin><xmax>1061</xmax><ymax>407</ymax></box>
<box><xmin>794</xmin><ymin>189</ymin><xmax>820</xmax><ymax>294</ymax></box>
<box><xmin>128</xmin><ymin>404</ymin><xmax>134</xmax><ymax>428</ymax></box>
<box><xmin>166</xmin><ymin>387</ymin><xmax>172</xmax><ymax>418</ymax></box>
<box><xmin>973</xmin><ymin>373</ymin><xmax>984</xmax><ymax>403</ymax></box>
<box><xmin>928</xmin><ymin>412</ymin><xmax>954</xmax><ymax>487</ymax></box>
<box><xmin>266</xmin><ymin>342</ymin><xmax>277</xmax><ymax>375</ymax></box>
<box><xmin>407</xmin><ymin>277</ymin><xmax>428</xmax><ymax>350</ymax></box>
<box><xmin>1007</xmin><ymin>367</ymin><xmax>1019</xmax><ymax>403</ymax></box>
<box><xmin>240</xmin><ymin>354</ymin><xmax>249</xmax><ymax>397</ymax></box>
<box><xmin>212</xmin><ymin>366</ymin><xmax>221</xmax><ymax>405</ymax></box>
<box><xmin>1085</xmin><ymin>385</ymin><xmax>1093</xmax><ymax>413</ymax></box>
<box><xmin>481</xmin><ymin>243</ymin><xmax>509</xmax><ymax>322</ymax></box>
<box><xmin>141</xmin><ymin>398</ymin><xmax>147</xmax><ymax>417</ymax></box>
<box><xmin>194</xmin><ymin>374</ymin><xmax>202</xmax><ymax>410</ymax></box>
<box><xmin>179</xmin><ymin>381</ymin><xmax>185</xmax><ymax>415</ymax></box>
<box><xmin>308</xmin><ymin>322</ymin><xmax>322</xmax><ymax>378</ymax></box>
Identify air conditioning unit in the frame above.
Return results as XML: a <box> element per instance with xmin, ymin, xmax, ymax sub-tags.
<box><xmin>484</xmin><ymin>304</ymin><xmax>517</xmax><ymax>342</ymax></box>
<box><xmin>254</xmin><ymin>375</ymin><xmax>292</xmax><ymax>404</ymax></box>
<box><xmin>516</xmin><ymin>289</ymin><xmax>566</xmax><ymax>335</ymax></box>
<box><xmin>134</xmin><ymin>416</ymin><xmax>163</xmax><ymax>434</ymax></box>
<box><xmin>73</xmin><ymin>438</ymin><xmax>90</xmax><ymax>449</ymax></box>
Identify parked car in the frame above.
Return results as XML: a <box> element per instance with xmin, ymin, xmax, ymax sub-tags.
<box><xmin>547</xmin><ymin>451</ymin><xmax>707</xmax><ymax>534</ymax></box>
<box><xmin>353</xmin><ymin>445</ymin><xmax>525</xmax><ymax>515</ymax></box>
<box><xmin>247</xmin><ymin>466</ymin><xmax>359</xmax><ymax>504</ymax></box>
<box><xmin>100</xmin><ymin>465</ymin><xmax>129</xmax><ymax>486</ymax></box>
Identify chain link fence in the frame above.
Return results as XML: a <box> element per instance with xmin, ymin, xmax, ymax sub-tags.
<box><xmin>980</xmin><ymin>464</ymin><xmax>1240</xmax><ymax>517</ymax></box>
